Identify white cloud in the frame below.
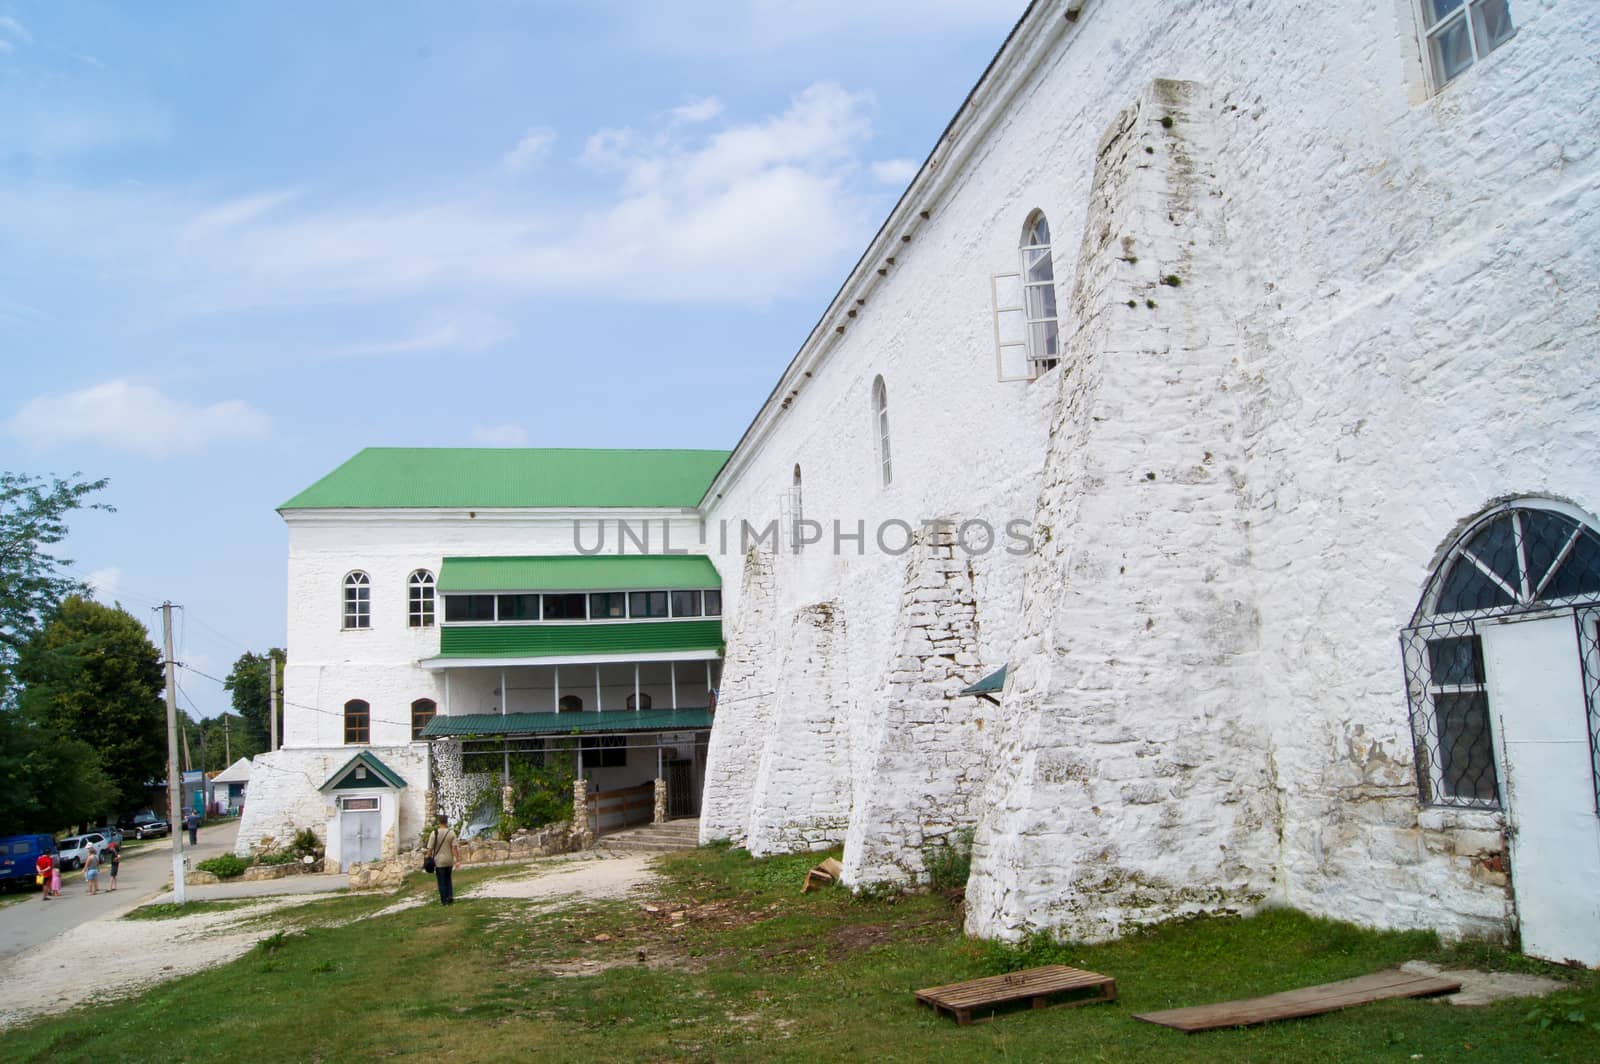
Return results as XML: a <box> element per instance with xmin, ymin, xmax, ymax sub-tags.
<box><xmin>502</xmin><ymin>127</ymin><xmax>557</xmax><ymax>173</ymax></box>
<box><xmin>7</xmin><ymin>379</ymin><xmax>271</xmax><ymax>457</ymax></box>
<box><xmin>0</xmin><ymin>15</ymin><xmax>32</xmax><ymax>50</ymax></box>
<box><xmin>670</xmin><ymin>96</ymin><xmax>723</xmax><ymax>124</ymax></box>
<box><xmin>471</xmin><ymin>423</ymin><xmax>529</xmax><ymax>447</ymax></box>
<box><xmin>0</xmin><ymin>81</ymin><xmax>885</xmax><ymax>308</ymax></box>
<box><xmin>324</xmin><ymin>314</ymin><xmax>514</xmax><ymax>360</ymax></box>
<box><xmin>85</xmin><ymin>566</ymin><xmax>122</xmax><ymax>602</ymax></box>
<box><xmin>620</xmin><ymin>0</ymin><xmax>1013</xmax><ymax>55</ymax></box>
<box><xmin>869</xmin><ymin>158</ymin><xmax>919</xmax><ymax>186</ymax></box>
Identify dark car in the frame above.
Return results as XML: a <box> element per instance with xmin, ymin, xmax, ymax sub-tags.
<box><xmin>117</xmin><ymin>811</ymin><xmax>170</xmax><ymax>839</ymax></box>
<box><xmin>0</xmin><ymin>834</ymin><xmax>58</xmax><ymax>890</ymax></box>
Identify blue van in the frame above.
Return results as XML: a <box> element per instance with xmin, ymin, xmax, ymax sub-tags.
<box><xmin>0</xmin><ymin>834</ymin><xmax>58</xmax><ymax>890</ymax></box>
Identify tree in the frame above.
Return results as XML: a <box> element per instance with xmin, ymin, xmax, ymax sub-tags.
<box><xmin>0</xmin><ymin>472</ymin><xmax>111</xmax><ymax>703</ymax></box>
<box><xmin>0</xmin><ymin>708</ymin><xmax>116</xmax><ymax>831</ymax></box>
<box><xmin>14</xmin><ymin>596</ymin><xmax>166</xmax><ymax>815</ymax></box>
<box><xmin>224</xmin><ymin>648</ymin><xmax>286</xmax><ymax>751</ymax></box>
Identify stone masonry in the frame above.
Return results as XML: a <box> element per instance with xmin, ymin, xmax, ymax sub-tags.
<box><xmin>699</xmin><ymin>548</ymin><xmax>777</xmax><ymax>845</ymax></box>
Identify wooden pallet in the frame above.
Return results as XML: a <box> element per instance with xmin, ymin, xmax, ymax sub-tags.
<box><xmin>1132</xmin><ymin>970</ymin><xmax>1462</xmax><ymax>1032</ymax></box>
<box><xmin>915</xmin><ymin>965</ymin><xmax>1117</xmax><ymax>1025</ymax></box>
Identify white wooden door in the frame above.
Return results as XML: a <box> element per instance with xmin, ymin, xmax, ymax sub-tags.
<box><xmin>340</xmin><ymin>810</ymin><xmax>381</xmax><ymax>870</ymax></box>
<box><xmin>1481</xmin><ymin>613</ymin><xmax>1600</xmax><ymax>966</ymax></box>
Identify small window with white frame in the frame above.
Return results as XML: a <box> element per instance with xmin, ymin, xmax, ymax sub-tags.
<box><xmin>343</xmin><ymin>571</ymin><xmax>371</xmax><ymax>630</ymax></box>
<box><xmin>1419</xmin><ymin>0</ymin><xmax>1514</xmax><ymax>90</ymax></box>
<box><xmin>1020</xmin><ymin>212</ymin><xmax>1060</xmax><ymax>371</ymax></box>
<box><xmin>408</xmin><ymin>569</ymin><xmax>435</xmax><ymax>628</ymax></box>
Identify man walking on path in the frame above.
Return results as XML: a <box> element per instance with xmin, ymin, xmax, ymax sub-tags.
<box><xmin>104</xmin><ymin>840</ymin><xmax>120</xmax><ymax>891</ymax></box>
<box><xmin>185</xmin><ymin>811</ymin><xmax>199</xmax><ymax>846</ymax></box>
<box><xmin>425</xmin><ymin>814</ymin><xmax>461</xmax><ymax>906</ymax></box>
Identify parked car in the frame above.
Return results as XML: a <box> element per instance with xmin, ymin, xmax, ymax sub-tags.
<box><xmin>56</xmin><ymin>833</ymin><xmax>109</xmax><ymax>870</ymax></box>
<box><xmin>90</xmin><ymin>825</ymin><xmax>124</xmax><ymax>847</ymax></box>
<box><xmin>0</xmin><ymin>834</ymin><xmax>58</xmax><ymax>890</ymax></box>
<box><xmin>117</xmin><ymin>812</ymin><xmax>170</xmax><ymax>839</ymax></box>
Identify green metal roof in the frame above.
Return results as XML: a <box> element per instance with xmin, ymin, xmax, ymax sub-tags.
<box><xmin>959</xmin><ymin>665</ymin><xmax>1007</xmax><ymax>696</ymax></box>
<box><xmin>422</xmin><ymin>708</ymin><xmax>713</xmax><ymax>737</ymax></box>
<box><xmin>280</xmin><ymin>448</ymin><xmax>732</xmax><ymax>510</ymax></box>
<box><xmin>435</xmin><ymin>619</ymin><xmax>722</xmax><ymax>660</ymax></box>
<box><xmin>438</xmin><ymin>555</ymin><xmax>720</xmax><ymax>593</ymax></box>
<box><xmin>319</xmin><ymin>751</ymin><xmax>408</xmax><ymax>792</ymax></box>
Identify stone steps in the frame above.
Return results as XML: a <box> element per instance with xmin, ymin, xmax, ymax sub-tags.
<box><xmin>595</xmin><ymin>819</ymin><xmax>702</xmax><ymax>854</ymax></box>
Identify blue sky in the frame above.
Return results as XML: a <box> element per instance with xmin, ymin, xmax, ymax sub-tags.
<box><xmin>0</xmin><ymin>2</ymin><xmax>1019</xmax><ymax>717</ymax></box>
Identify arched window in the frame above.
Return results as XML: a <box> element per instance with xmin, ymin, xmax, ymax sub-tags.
<box><xmin>872</xmin><ymin>376</ymin><xmax>892</xmax><ymax>488</ymax></box>
<box><xmin>342</xmin><ymin>572</ymin><xmax>371</xmax><ymax>630</ymax></box>
<box><xmin>410</xmin><ymin>698</ymin><xmax>437</xmax><ymax>740</ymax></box>
<box><xmin>344</xmin><ymin>699</ymin><xmax>371</xmax><ymax>744</ymax></box>
<box><xmin>1402</xmin><ymin>503</ymin><xmax>1600</xmax><ymax>808</ymax></box>
<box><xmin>1021</xmin><ymin>211</ymin><xmax>1059</xmax><ymax>371</ymax></box>
<box><xmin>408</xmin><ymin>570</ymin><xmax>435</xmax><ymax>628</ymax></box>
<box><xmin>791</xmin><ymin>464</ymin><xmax>804</xmax><ymax>555</ymax></box>
<box><xmin>558</xmin><ymin>694</ymin><xmax>584</xmax><ymax>713</ymax></box>
<box><xmin>626</xmin><ymin>692</ymin><xmax>653</xmax><ymax>710</ymax></box>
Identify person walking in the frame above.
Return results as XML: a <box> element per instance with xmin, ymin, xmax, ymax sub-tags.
<box><xmin>424</xmin><ymin>814</ymin><xmax>461</xmax><ymax>906</ymax></box>
<box><xmin>83</xmin><ymin>844</ymin><xmax>101</xmax><ymax>896</ymax></box>
<box><xmin>105</xmin><ymin>839</ymin><xmax>120</xmax><ymax>891</ymax></box>
<box><xmin>185</xmin><ymin>811</ymin><xmax>199</xmax><ymax>846</ymax></box>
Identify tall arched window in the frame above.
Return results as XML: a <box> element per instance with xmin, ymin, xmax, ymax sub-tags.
<box><xmin>408</xmin><ymin>570</ymin><xmax>435</xmax><ymax>628</ymax></box>
<box><xmin>342</xmin><ymin>572</ymin><xmax>371</xmax><ymax>630</ymax></box>
<box><xmin>1402</xmin><ymin>502</ymin><xmax>1600</xmax><ymax>809</ymax></box>
<box><xmin>872</xmin><ymin>376</ymin><xmax>892</xmax><ymax>488</ymax></box>
<box><xmin>344</xmin><ymin>699</ymin><xmax>371</xmax><ymax>744</ymax></box>
<box><xmin>1021</xmin><ymin>211</ymin><xmax>1059</xmax><ymax>371</ymax></box>
<box><xmin>791</xmin><ymin>464</ymin><xmax>804</xmax><ymax>554</ymax></box>
<box><xmin>410</xmin><ymin>698</ymin><xmax>436</xmax><ymax>740</ymax></box>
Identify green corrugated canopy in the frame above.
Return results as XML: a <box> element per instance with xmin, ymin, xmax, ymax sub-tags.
<box><xmin>421</xmin><ymin>708</ymin><xmax>713</xmax><ymax>737</ymax></box>
<box><xmin>438</xmin><ymin>555</ymin><xmax>720</xmax><ymax>593</ymax></box>
<box><xmin>280</xmin><ymin>447</ymin><xmax>731</xmax><ymax>510</ymax></box>
<box><xmin>431</xmin><ymin>620</ymin><xmax>722</xmax><ymax>660</ymax></box>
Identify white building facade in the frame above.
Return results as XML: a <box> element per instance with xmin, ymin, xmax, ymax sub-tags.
<box><xmin>697</xmin><ymin>0</ymin><xmax>1600</xmax><ymax>964</ymax></box>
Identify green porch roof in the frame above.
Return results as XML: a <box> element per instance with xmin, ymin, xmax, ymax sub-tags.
<box><xmin>421</xmin><ymin>708</ymin><xmax>713</xmax><ymax>737</ymax></box>
<box><xmin>959</xmin><ymin>665</ymin><xmax>1007</xmax><ymax>696</ymax></box>
<box><xmin>280</xmin><ymin>448</ymin><xmax>731</xmax><ymax>510</ymax></box>
<box><xmin>435</xmin><ymin>619</ymin><xmax>722</xmax><ymax>660</ymax></box>
<box><xmin>319</xmin><ymin>751</ymin><xmax>408</xmax><ymax>792</ymax></box>
<box><xmin>438</xmin><ymin>555</ymin><xmax>720</xmax><ymax>593</ymax></box>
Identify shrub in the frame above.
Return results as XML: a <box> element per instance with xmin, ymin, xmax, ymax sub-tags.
<box><xmin>923</xmin><ymin>828</ymin><xmax>974</xmax><ymax>891</ymax></box>
<box><xmin>290</xmin><ymin>828</ymin><xmax>323</xmax><ymax>859</ymax></box>
<box><xmin>255</xmin><ymin>851</ymin><xmax>298</xmax><ymax>866</ymax></box>
<box><xmin>197</xmin><ymin>853</ymin><xmax>250</xmax><ymax>879</ymax></box>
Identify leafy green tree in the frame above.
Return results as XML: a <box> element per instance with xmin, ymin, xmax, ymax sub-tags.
<box><xmin>224</xmin><ymin>648</ymin><xmax>285</xmax><ymax>751</ymax></box>
<box><xmin>14</xmin><ymin>596</ymin><xmax>166</xmax><ymax>815</ymax></box>
<box><xmin>0</xmin><ymin>708</ymin><xmax>116</xmax><ymax>831</ymax></box>
<box><xmin>0</xmin><ymin>472</ymin><xmax>111</xmax><ymax>703</ymax></box>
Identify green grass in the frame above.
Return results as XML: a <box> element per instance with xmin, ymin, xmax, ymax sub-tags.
<box><xmin>5</xmin><ymin>847</ymin><xmax>1599</xmax><ymax>1062</ymax></box>
<box><xmin>122</xmin><ymin>899</ymin><xmax>257</xmax><ymax>921</ymax></box>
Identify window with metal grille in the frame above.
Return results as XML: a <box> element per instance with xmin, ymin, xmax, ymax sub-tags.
<box><xmin>1419</xmin><ymin>1</ymin><xmax>1514</xmax><ymax>91</ymax></box>
<box><xmin>342</xmin><ymin>572</ymin><xmax>371</xmax><ymax>630</ymax></box>
<box><xmin>872</xmin><ymin>375</ymin><xmax>892</xmax><ymax>488</ymax></box>
<box><xmin>410</xmin><ymin>698</ymin><xmax>436</xmax><ymax>740</ymax></box>
<box><xmin>581</xmin><ymin>734</ymin><xmax>628</xmax><ymax>768</ymax></box>
<box><xmin>408</xmin><ymin>570</ymin><xmax>435</xmax><ymax>628</ymax></box>
<box><xmin>344</xmin><ymin>699</ymin><xmax>370</xmax><ymax>744</ymax></box>
<box><xmin>1401</xmin><ymin>504</ymin><xmax>1600</xmax><ymax>808</ymax></box>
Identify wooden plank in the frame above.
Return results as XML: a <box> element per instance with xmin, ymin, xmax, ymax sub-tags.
<box><xmin>1133</xmin><ymin>970</ymin><xmax>1461</xmax><ymax>1032</ymax></box>
<box><xmin>916</xmin><ymin>965</ymin><xmax>1116</xmax><ymax>1025</ymax></box>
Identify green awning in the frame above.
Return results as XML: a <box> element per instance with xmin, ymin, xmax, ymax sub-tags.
<box><xmin>429</xmin><ymin>619</ymin><xmax>722</xmax><ymax>662</ymax></box>
<box><xmin>960</xmin><ymin>665</ymin><xmax>1007</xmax><ymax>696</ymax></box>
<box><xmin>319</xmin><ymin>751</ymin><xmax>408</xmax><ymax>792</ymax></box>
<box><xmin>438</xmin><ymin>555</ymin><xmax>720</xmax><ymax>593</ymax></box>
<box><xmin>421</xmin><ymin>708</ymin><xmax>713</xmax><ymax>738</ymax></box>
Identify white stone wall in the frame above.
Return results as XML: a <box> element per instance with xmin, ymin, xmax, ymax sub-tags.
<box><xmin>234</xmin><ymin>745</ymin><xmax>428</xmax><ymax>859</ymax></box>
<box><xmin>699</xmin><ymin>549</ymin><xmax>777</xmax><ymax>844</ymax></box>
<box><xmin>699</xmin><ymin>0</ymin><xmax>1600</xmax><ymax>945</ymax></box>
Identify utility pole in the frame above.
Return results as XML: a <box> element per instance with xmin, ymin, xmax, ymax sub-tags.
<box><xmin>223</xmin><ymin>714</ymin><xmax>231</xmax><ymax>763</ymax></box>
<box><xmin>182</xmin><ymin>726</ymin><xmax>192</xmax><ymax>772</ymax></box>
<box><xmin>161</xmin><ymin>602</ymin><xmax>187</xmax><ymax>904</ymax></box>
<box><xmin>269</xmin><ymin>655</ymin><xmax>278</xmax><ymax>752</ymax></box>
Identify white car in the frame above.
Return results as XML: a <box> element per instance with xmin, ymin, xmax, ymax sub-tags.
<box><xmin>55</xmin><ymin>833</ymin><xmax>108</xmax><ymax>871</ymax></box>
